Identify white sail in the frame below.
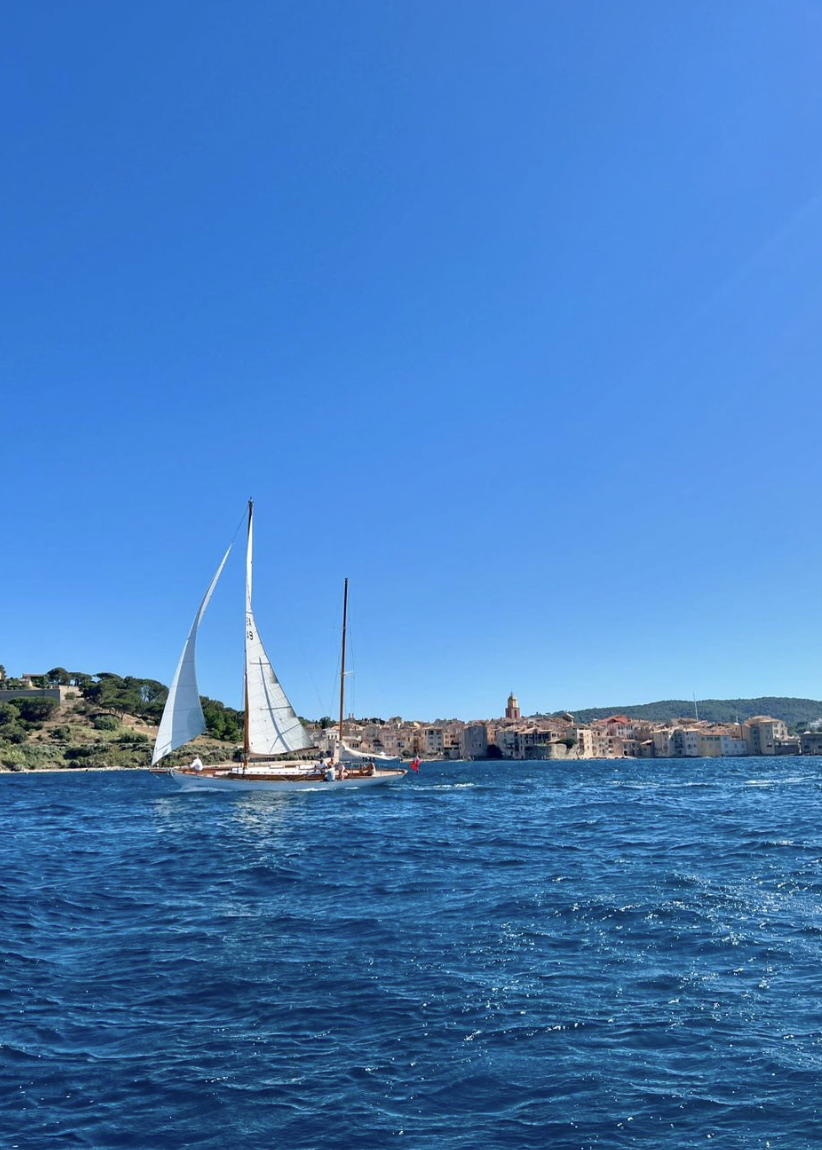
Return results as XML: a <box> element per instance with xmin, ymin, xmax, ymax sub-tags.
<box><xmin>151</xmin><ymin>545</ymin><xmax>232</xmax><ymax>765</ymax></box>
<box><xmin>245</xmin><ymin>506</ymin><xmax>313</xmax><ymax>756</ymax></box>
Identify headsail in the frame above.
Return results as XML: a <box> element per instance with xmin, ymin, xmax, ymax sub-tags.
<box><xmin>151</xmin><ymin>545</ymin><xmax>232</xmax><ymax>765</ymax></box>
<box><xmin>245</xmin><ymin>503</ymin><xmax>314</xmax><ymax>757</ymax></box>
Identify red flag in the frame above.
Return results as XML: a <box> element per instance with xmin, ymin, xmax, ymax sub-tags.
<box><xmin>410</xmin><ymin>755</ymin><xmax>420</xmax><ymax>772</ymax></box>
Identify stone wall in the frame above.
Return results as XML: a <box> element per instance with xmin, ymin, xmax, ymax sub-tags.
<box><xmin>0</xmin><ymin>685</ymin><xmax>79</xmax><ymax>706</ymax></box>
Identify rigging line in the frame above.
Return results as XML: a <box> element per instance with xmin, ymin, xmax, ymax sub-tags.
<box><xmin>229</xmin><ymin>505</ymin><xmax>248</xmax><ymax>544</ymax></box>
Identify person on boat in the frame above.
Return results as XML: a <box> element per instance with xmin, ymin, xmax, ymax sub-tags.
<box><xmin>325</xmin><ymin>764</ymin><xmax>336</xmax><ymax>782</ymax></box>
<box><xmin>191</xmin><ymin>756</ymin><xmax>204</xmax><ymax>772</ymax></box>
<box><xmin>367</xmin><ymin>761</ymin><xmax>376</xmax><ymax>776</ymax></box>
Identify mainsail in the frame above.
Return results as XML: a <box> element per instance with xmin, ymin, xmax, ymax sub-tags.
<box><xmin>244</xmin><ymin>504</ymin><xmax>314</xmax><ymax>757</ymax></box>
<box><xmin>151</xmin><ymin>545</ymin><xmax>232</xmax><ymax>765</ymax></box>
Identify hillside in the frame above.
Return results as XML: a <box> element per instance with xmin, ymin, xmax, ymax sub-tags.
<box><xmin>0</xmin><ymin>671</ymin><xmax>244</xmax><ymax>771</ymax></box>
<box><xmin>550</xmin><ymin>697</ymin><xmax>822</xmax><ymax>728</ymax></box>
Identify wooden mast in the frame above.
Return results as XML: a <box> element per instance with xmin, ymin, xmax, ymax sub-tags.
<box><xmin>243</xmin><ymin>497</ymin><xmax>252</xmax><ymax>773</ymax></box>
<box><xmin>338</xmin><ymin>577</ymin><xmax>348</xmax><ymax>761</ymax></box>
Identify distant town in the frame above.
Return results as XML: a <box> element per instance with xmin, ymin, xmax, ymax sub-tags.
<box><xmin>318</xmin><ymin>692</ymin><xmax>822</xmax><ymax>760</ymax></box>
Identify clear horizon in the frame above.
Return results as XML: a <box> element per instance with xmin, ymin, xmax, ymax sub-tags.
<box><xmin>4</xmin><ymin>3</ymin><xmax>822</xmax><ymax>718</ymax></box>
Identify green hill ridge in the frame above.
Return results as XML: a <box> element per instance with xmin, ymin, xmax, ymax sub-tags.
<box><xmin>551</xmin><ymin>697</ymin><xmax>822</xmax><ymax>727</ymax></box>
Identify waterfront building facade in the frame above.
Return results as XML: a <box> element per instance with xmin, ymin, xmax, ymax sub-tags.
<box><xmin>742</xmin><ymin>717</ymin><xmax>788</xmax><ymax>756</ymax></box>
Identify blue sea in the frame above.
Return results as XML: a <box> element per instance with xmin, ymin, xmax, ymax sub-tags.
<box><xmin>1</xmin><ymin>758</ymin><xmax>821</xmax><ymax>1149</ymax></box>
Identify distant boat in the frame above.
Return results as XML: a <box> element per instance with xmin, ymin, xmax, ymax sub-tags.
<box><xmin>338</xmin><ymin>743</ymin><xmax>401</xmax><ymax>768</ymax></box>
<box><xmin>150</xmin><ymin>500</ymin><xmax>406</xmax><ymax>792</ymax></box>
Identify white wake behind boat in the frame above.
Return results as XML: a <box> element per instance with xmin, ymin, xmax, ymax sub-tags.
<box><xmin>149</xmin><ymin>500</ymin><xmax>406</xmax><ymax>792</ymax></box>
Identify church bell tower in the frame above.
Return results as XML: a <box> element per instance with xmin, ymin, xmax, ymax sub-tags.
<box><xmin>505</xmin><ymin>692</ymin><xmax>520</xmax><ymax>721</ymax></box>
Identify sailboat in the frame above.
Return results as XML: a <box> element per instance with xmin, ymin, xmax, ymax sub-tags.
<box><xmin>149</xmin><ymin>500</ymin><xmax>406</xmax><ymax>791</ymax></box>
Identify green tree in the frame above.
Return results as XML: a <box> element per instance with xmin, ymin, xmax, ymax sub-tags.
<box><xmin>86</xmin><ymin>674</ymin><xmax>140</xmax><ymax>716</ymax></box>
<box><xmin>201</xmin><ymin>697</ymin><xmax>242</xmax><ymax>742</ymax></box>
<box><xmin>0</xmin><ymin>703</ymin><xmax>18</xmax><ymax>726</ymax></box>
<box><xmin>135</xmin><ymin>679</ymin><xmax>166</xmax><ymax>705</ymax></box>
<box><xmin>12</xmin><ymin>697</ymin><xmax>59</xmax><ymax>724</ymax></box>
<box><xmin>132</xmin><ymin>679</ymin><xmax>168</xmax><ymax>722</ymax></box>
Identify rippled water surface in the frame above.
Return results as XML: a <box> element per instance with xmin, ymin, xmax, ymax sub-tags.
<box><xmin>2</xmin><ymin>758</ymin><xmax>822</xmax><ymax>1148</ymax></box>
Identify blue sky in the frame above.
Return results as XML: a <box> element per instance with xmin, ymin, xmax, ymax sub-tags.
<box><xmin>3</xmin><ymin>2</ymin><xmax>822</xmax><ymax>720</ymax></box>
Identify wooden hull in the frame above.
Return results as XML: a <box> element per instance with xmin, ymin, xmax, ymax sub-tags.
<box><xmin>162</xmin><ymin>767</ymin><xmax>407</xmax><ymax>792</ymax></box>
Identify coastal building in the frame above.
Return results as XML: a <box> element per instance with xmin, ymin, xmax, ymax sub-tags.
<box><xmin>652</xmin><ymin>729</ymin><xmax>674</xmax><ymax>757</ymax></box>
<box><xmin>652</xmin><ymin>724</ymin><xmax>747</xmax><ymax>758</ymax></box>
<box><xmin>572</xmin><ymin>726</ymin><xmax>615</xmax><ymax>758</ymax></box>
<box><xmin>717</xmin><ymin>730</ymin><xmax>747</xmax><ymax>756</ymax></box>
<box><xmin>602</xmin><ymin>715</ymin><xmax>634</xmax><ymax>739</ymax></box>
<box><xmin>442</xmin><ymin>724</ymin><xmax>464</xmax><ymax>760</ymax></box>
<box><xmin>494</xmin><ymin>727</ymin><xmax>534</xmax><ymax>759</ymax></box>
<box><xmin>372</xmin><ymin>722</ymin><xmax>416</xmax><ymax>759</ymax></box>
<box><xmin>800</xmin><ymin>731</ymin><xmax>822</xmax><ymax>755</ymax></box>
<box><xmin>742</xmin><ymin>717</ymin><xmax>788</xmax><ymax>756</ymax></box>
<box><xmin>494</xmin><ymin>728</ymin><xmax>518</xmax><ymax>758</ymax></box>
<box><xmin>631</xmin><ymin>722</ymin><xmax>656</xmax><ymax>744</ymax></box>
<box><xmin>671</xmin><ymin>728</ymin><xmax>701</xmax><ymax>757</ymax></box>
<box><xmin>422</xmin><ymin>727</ymin><xmax>444</xmax><ymax>757</ymax></box>
<box><xmin>494</xmin><ymin>724</ymin><xmax>575</xmax><ymax>760</ymax></box>
<box><xmin>574</xmin><ymin>727</ymin><xmax>595</xmax><ymax>758</ymax></box>
<box><xmin>697</xmin><ymin>730</ymin><xmax>747</xmax><ymax>757</ymax></box>
<box><xmin>461</xmin><ymin>724</ymin><xmax>489</xmax><ymax>759</ymax></box>
<box><xmin>589</xmin><ymin>717</ymin><xmax>639</xmax><ymax>757</ymax></box>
